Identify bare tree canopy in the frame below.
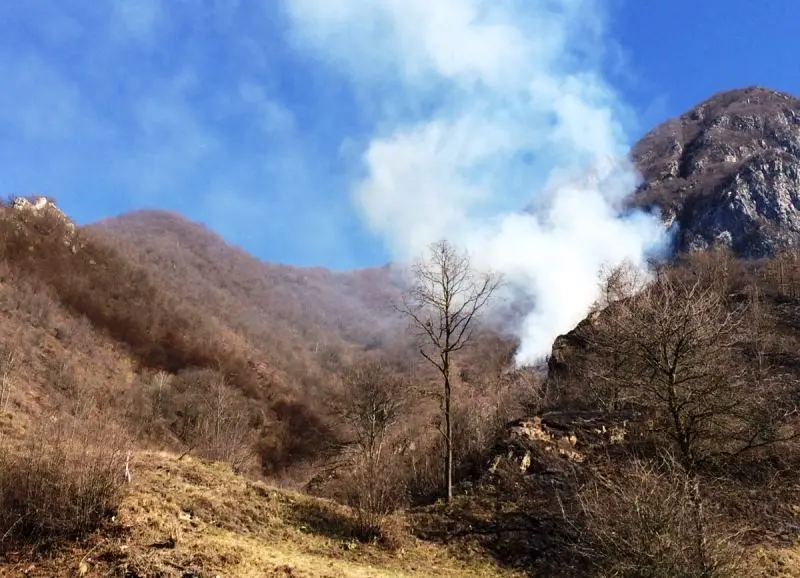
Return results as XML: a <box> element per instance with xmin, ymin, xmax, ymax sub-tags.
<box><xmin>331</xmin><ymin>359</ymin><xmax>410</xmax><ymax>534</ymax></box>
<box><xmin>400</xmin><ymin>240</ymin><xmax>500</xmax><ymax>366</ymax></box>
<box><xmin>334</xmin><ymin>359</ymin><xmax>409</xmax><ymax>460</ymax></box>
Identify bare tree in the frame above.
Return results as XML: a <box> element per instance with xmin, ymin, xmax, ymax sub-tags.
<box><xmin>591</xmin><ymin>264</ymin><xmax>799</xmax><ymax>466</ymax></box>
<box><xmin>744</xmin><ymin>281</ymin><xmax>770</xmax><ymax>381</ymax></box>
<box><xmin>398</xmin><ymin>239</ymin><xmax>500</xmax><ymax>502</ymax></box>
<box><xmin>587</xmin><ymin>262</ymin><xmax>648</xmax><ymax>411</ymax></box>
<box><xmin>765</xmin><ymin>249</ymin><xmax>800</xmax><ymax>298</ymax></box>
<box><xmin>164</xmin><ymin>369</ymin><xmax>254</xmax><ymax>471</ymax></box>
<box><xmin>332</xmin><ymin>359</ymin><xmax>409</xmax><ymax>534</ymax></box>
<box><xmin>336</xmin><ymin>360</ymin><xmax>407</xmax><ymax>461</ymax></box>
<box><xmin>602</xmin><ymin>270</ymin><xmax>747</xmax><ymax>467</ymax></box>
<box><xmin>584</xmin><ymin>264</ymin><xmax>800</xmax><ymax>568</ymax></box>
<box><xmin>592</xmin><ymin>259</ymin><xmax>648</xmax><ymax>312</ymax></box>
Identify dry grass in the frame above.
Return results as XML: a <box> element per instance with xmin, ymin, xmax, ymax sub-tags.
<box><xmin>0</xmin><ymin>451</ymin><xmax>522</xmax><ymax>577</ymax></box>
<box><xmin>0</xmin><ymin>417</ymin><xmax>130</xmax><ymax>553</ymax></box>
<box><xmin>752</xmin><ymin>544</ymin><xmax>800</xmax><ymax>577</ymax></box>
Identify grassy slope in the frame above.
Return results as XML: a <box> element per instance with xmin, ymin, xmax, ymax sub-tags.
<box><xmin>3</xmin><ymin>451</ymin><xmax>797</xmax><ymax>578</ymax></box>
<box><xmin>0</xmin><ymin>451</ymin><xmax>521</xmax><ymax>578</ymax></box>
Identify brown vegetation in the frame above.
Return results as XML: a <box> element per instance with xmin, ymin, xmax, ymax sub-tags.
<box><xmin>0</xmin><ymin>200</ymin><xmax>340</xmax><ymax>476</ymax></box>
<box><xmin>91</xmin><ymin>209</ymin><xmax>407</xmax><ymax>395</ymax></box>
<box><xmin>327</xmin><ymin>359</ymin><xmax>410</xmax><ymax>538</ymax></box>
<box><xmin>537</xmin><ymin>248</ymin><xmax>800</xmax><ymax>575</ymax></box>
<box><xmin>1</xmin><ymin>449</ymin><xmax>522</xmax><ymax>577</ymax></box>
<box><xmin>573</xmin><ymin>455</ymin><xmax>749</xmax><ymax>578</ymax></box>
<box><xmin>0</xmin><ymin>201</ymin><xmax>251</xmax><ymax>384</ymax></box>
<box><xmin>0</xmin><ymin>416</ymin><xmax>129</xmax><ymax>551</ymax></box>
<box><xmin>588</xmin><ymin>259</ymin><xmax>799</xmax><ymax>470</ymax></box>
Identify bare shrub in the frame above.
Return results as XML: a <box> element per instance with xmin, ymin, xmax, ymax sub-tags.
<box><xmin>329</xmin><ymin>359</ymin><xmax>410</xmax><ymax>537</ymax></box>
<box><xmin>574</xmin><ymin>456</ymin><xmax>750</xmax><ymax>578</ymax></box>
<box><xmin>396</xmin><ymin>367</ymin><xmax>540</xmax><ymax>505</ymax></box>
<box><xmin>760</xmin><ymin>249</ymin><xmax>800</xmax><ymax>298</ymax></box>
<box><xmin>374</xmin><ymin>513</ymin><xmax>411</xmax><ymax>551</ymax></box>
<box><xmin>0</xmin><ymin>417</ymin><xmax>129</xmax><ymax>549</ymax></box>
<box><xmin>451</xmin><ymin>397</ymin><xmax>500</xmax><ymax>480</ymax></box>
<box><xmin>451</xmin><ymin>381</ymin><xmax>521</xmax><ymax>481</ymax></box>
<box><xmin>337</xmin><ymin>456</ymin><xmax>407</xmax><ymax>540</ymax></box>
<box><xmin>0</xmin><ymin>277</ymin><xmax>60</xmax><ymax>329</ymax></box>
<box><xmin>0</xmin><ymin>343</ymin><xmax>17</xmax><ymax>413</ymax></box>
<box><xmin>45</xmin><ymin>357</ymin><xmax>97</xmax><ymax>419</ymax></box>
<box><xmin>157</xmin><ymin>369</ymin><xmax>256</xmax><ymax>472</ymax></box>
<box><xmin>127</xmin><ymin>369</ymin><xmax>332</xmax><ymax>478</ymax></box>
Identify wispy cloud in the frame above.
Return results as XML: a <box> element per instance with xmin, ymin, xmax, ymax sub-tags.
<box><xmin>0</xmin><ymin>0</ymin><xmax>668</xmax><ymax>327</ymax></box>
<box><xmin>0</xmin><ymin>1</ymin><xmax>378</xmax><ymax>267</ymax></box>
<box><xmin>285</xmin><ymin>0</ymin><xmax>668</xmax><ymax>362</ymax></box>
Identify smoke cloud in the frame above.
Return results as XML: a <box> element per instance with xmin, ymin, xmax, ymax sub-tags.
<box><xmin>285</xmin><ymin>0</ymin><xmax>668</xmax><ymax>363</ymax></box>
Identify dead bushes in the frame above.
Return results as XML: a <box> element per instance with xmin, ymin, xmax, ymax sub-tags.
<box><xmin>130</xmin><ymin>369</ymin><xmax>257</xmax><ymax>472</ymax></box>
<box><xmin>0</xmin><ymin>417</ymin><xmax>129</xmax><ymax>550</ymax></box>
<box><xmin>573</xmin><ymin>456</ymin><xmax>750</xmax><ymax>578</ymax></box>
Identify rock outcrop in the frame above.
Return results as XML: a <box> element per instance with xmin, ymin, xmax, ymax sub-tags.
<box><xmin>4</xmin><ymin>195</ymin><xmax>80</xmax><ymax>252</ymax></box>
<box><xmin>9</xmin><ymin>195</ymin><xmax>76</xmax><ymax>232</ymax></box>
<box><xmin>631</xmin><ymin>86</ymin><xmax>800</xmax><ymax>257</ymax></box>
<box><xmin>487</xmin><ymin>409</ymin><xmax>638</xmax><ymax>488</ymax></box>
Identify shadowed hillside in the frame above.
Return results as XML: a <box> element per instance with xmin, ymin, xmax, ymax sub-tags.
<box><xmin>0</xmin><ymin>199</ymin><xmax>345</xmax><ymax>477</ymax></box>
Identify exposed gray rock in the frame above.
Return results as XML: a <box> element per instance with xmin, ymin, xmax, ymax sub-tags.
<box><xmin>486</xmin><ymin>409</ymin><xmax>640</xmax><ymax>491</ymax></box>
<box><xmin>631</xmin><ymin>86</ymin><xmax>800</xmax><ymax>257</ymax></box>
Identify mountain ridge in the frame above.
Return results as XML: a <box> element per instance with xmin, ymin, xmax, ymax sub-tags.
<box><xmin>630</xmin><ymin>85</ymin><xmax>800</xmax><ymax>256</ymax></box>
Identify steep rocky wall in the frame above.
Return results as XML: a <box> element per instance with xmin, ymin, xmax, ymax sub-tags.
<box><xmin>631</xmin><ymin>86</ymin><xmax>800</xmax><ymax>257</ymax></box>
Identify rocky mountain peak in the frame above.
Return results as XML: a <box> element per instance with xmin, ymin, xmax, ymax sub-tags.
<box><xmin>630</xmin><ymin>86</ymin><xmax>800</xmax><ymax>256</ymax></box>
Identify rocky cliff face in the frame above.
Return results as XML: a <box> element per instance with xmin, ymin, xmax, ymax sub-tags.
<box><xmin>631</xmin><ymin>86</ymin><xmax>800</xmax><ymax>257</ymax></box>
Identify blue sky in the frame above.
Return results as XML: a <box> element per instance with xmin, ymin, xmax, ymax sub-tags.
<box><xmin>1</xmin><ymin>0</ymin><xmax>798</xmax><ymax>270</ymax></box>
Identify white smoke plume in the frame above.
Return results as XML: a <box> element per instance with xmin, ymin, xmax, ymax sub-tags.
<box><xmin>285</xmin><ymin>0</ymin><xmax>668</xmax><ymax>364</ymax></box>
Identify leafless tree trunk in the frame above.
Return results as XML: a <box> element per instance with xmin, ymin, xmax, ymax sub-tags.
<box><xmin>397</xmin><ymin>240</ymin><xmax>499</xmax><ymax>502</ymax></box>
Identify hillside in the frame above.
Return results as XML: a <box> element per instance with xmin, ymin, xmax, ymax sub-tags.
<box><xmin>3</xmin><ymin>451</ymin><xmax>519</xmax><ymax>578</ymax></box>
<box><xmin>91</xmin><ymin>210</ymin><xmax>408</xmax><ymax>392</ymax></box>
<box><xmin>0</xmin><ymin>197</ymin><xmax>533</xmax><ymax>576</ymax></box>
<box><xmin>631</xmin><ymin>86</ymin><xmax>800</xmax><ymax>256</ymax></box>
<box><xmin>0</xmin><ymin>198</ymin><xmax>359</xmax><ymax>478</ymax></box>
